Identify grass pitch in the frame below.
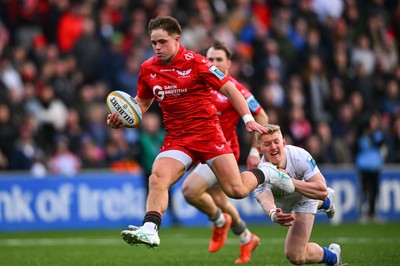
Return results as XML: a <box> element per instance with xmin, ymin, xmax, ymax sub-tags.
<box><xmin>0</xmin><ymin>222</ymin><xmax>399</xmax><ymax>266</ymax></box>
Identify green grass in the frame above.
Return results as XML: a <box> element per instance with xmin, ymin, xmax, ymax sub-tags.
<box><xmin>0</xmin><ymin>222</ymin><xmax>399</xmax><ymax>265</ymax></box>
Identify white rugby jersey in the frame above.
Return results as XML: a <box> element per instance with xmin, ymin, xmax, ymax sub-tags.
<box><xmin>255</xmin><ymin>145</ymin><xmax>320</xmax><ymax>198</ymax></box>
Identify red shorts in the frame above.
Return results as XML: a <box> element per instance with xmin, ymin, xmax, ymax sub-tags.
<box><xmin>160</xmin><ymin>124</ymin><xmax>233</xmax><ymax>164</ymax></box>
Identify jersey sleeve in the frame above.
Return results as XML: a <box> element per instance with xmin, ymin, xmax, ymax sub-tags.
<box><xmin>234</xmin><ymin>81</ymin><xmax>263</xmax><ymax>115</ymax></box>
<box><xmin>295</xmin><ymin>148</ymin><xmax>320</xmax><ymax>181</ymax></box>
<box><xmin>195</xmin><ymin>55</ymin><xmax>230</xmax><ymax>90</ymax></box>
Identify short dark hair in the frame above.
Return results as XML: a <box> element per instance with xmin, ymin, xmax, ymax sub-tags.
<box><xmin>148</xmin><ymin>16</ymin><xmax>182</xmax><ymax>36</ymax></box>
<box><xmin>205</xmin><ymin>40</ymin><xmax>232</xmax><ymax>59</ymax></box>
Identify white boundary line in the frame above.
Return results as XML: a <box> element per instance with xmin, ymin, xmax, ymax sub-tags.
<box><xmin>0</xmin><ymin>237</ymin><xmax>399</xmax><ymax>247</ymax></box>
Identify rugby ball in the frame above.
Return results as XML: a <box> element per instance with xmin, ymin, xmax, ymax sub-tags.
<box><xmin>106</xmin><ymin>90</ymin><xmax>142</xmax><ymax>128</ymax></box>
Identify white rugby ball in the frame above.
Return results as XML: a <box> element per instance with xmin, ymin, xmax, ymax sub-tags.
<box><xmin>106</xmin><ymin>90</ymin><xmax>142</xmax><ymax>128</ymax></box>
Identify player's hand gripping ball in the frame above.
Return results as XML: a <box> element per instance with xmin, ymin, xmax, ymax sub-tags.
<box><xmin>106</xmin><ymin>90</ymin><xmax>142</xmax><ymax>128</ymax></box>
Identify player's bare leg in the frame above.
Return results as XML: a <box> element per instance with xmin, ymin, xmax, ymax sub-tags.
<box><xmin>209</xmin><ymin>187</ymin><xmax>260</xmax><ymax>263</ymax></box>
<box><xmin>285</xmin><ymin>213</ymin><xmax>343</xmax><ymax>265</ymax></box>
<box><xmin>121</xmin><ymin>157</ymin><xmax>185</xmax><ymax>248</ymax></box>
<box><xmin>210</xmin><ymin>155</ymin><xmax>259</xmax><ymax>199</ymax></box>
<box><xmin>182</xmin><ymin>173</ymin><xmax>231</xmax><ymax>252</ymax></box>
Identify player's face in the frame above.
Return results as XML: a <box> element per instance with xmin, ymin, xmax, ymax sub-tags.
<box><xmin>150</xmin><ymin>29</ymin><xmax>180</xmax><ymax>63</ymax></box>
<box><xmin>206</xmin><ymin>47</ymin><xmax>231</xmax><ymax>74</ymax></box>
<box><xmin>257</xmin><ymin>131</ymin><xmax>286</xmax><ymax>167</ymax></box>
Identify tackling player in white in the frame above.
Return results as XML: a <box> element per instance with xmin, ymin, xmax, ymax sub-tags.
<box><xmin>253</xmin><ymin>124</ymin><xmax>344</xmax><ymax>266</ymax></box>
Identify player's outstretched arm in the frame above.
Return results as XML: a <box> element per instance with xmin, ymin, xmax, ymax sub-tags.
<box><xmin>291</xmin><ymin>172</ymin><xmax>328</xmax><ymax>201</ymax></box>
<box><xmin>255</xmin><ymin>189</ymin><xmax>295</xmax><ymax>227</ymax></box>
<box><xmin>219</xmin><ymin>82</ymin><xmax>267</xmax><ymax>134</ymax></box>
<box><xmin>247</xmin><ymin>109</ymin><xmax>269</xmax><ymax>168</ymax></box>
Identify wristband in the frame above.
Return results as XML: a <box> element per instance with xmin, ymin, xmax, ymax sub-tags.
<box><xmin>242</xmin><ymin>114</ymin><xmax>255</xmax><ymax>124</ymax></box>
<box><xmin>269</xmin><ymin>209</ymin><xmax>277</xmax><ymax>223</ymax></box>
<box><xmin>249</xmin><ymin>147</ymin><xmax>259</xmax><ymax>157</ymax></box>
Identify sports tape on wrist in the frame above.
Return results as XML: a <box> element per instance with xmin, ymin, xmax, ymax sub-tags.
<box><xmin>242</xmin><ymin>114</ymin><xmax>255</xmax><ymax>124</ymax></box>
<box><xmin>269</xmin><ymin>209</ymin><xmax>277</xmax><ymax>223</ymax></box>
<box><xmin>249</xmin><ymin>147</ymin><xmax>259</xmax><ymax>157</ymax></box>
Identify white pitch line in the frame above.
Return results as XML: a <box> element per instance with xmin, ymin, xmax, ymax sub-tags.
<box><xmin>0</xmin><ymin>237</ymin><xmax>398</xmax><ymax>247</ymax></box>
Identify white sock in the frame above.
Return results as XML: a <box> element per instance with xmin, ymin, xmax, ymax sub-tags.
<box><xmin>239</xmin><ymin>229</ymin><xmax>251</xmax><ymax>245</ymax></box>
<box><xmin>142</xmin><ymin>222</ymin><xmax>158</xmax><ymax>233</ymax></box>
<box><xmin>214</xmin><ymin>214</ymin><xmax>226</xmax><ymax>228</ymax></box>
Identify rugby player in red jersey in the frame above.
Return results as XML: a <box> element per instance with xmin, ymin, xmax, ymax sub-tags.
<box><xmin>181</xmin><ymin>40</ymin><xmax>268</xmax><ymax>263</ymax></box>
<box><xmin>107</xmin><ymin>16</ymin><xmax>294</xmax><ymax>249</ymax></box>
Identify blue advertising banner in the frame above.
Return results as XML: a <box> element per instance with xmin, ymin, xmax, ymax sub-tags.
<box><xmin>0</xmin><ymin>172</ymin><xmax>149</xmax><ymax>231</ymax></box>
<box><xmin>0</xmin><ymin>168</ymin><xmax>399</xmax><ymax>231</ymax></box>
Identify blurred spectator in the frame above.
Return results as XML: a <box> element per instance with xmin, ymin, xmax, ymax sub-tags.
<box><xmin>380</xmin><ymin>79</ymin><xmax>400</xmax><ymax>121</ymax></box>
<box><xmin>99</xmin><ymin>32</ymin><xmax>125</xmax><ymax>90</ymax></box>
<box><xmin>0</xmin><ymin>103</ymin><xmax>18</xmax><ymax>167</ymax></box>
<box><xmin>9</xmin><ymin>123</ymin><xmax>40</xmax><ymax>170</ymax></box>
<box><xmin>48</xmin><ymin>136</ymin><xmax>81</xmax><ymax>176</ymax></box>
<box><xmin>391</xmin><ymin>114</ymin><xmax>400</xmax><ymax>163</ymax></box>
<box><xmin>116</xmin><ymin>54</ymin><xmax>140</xmax><ymax>95</ymax></box>
<box><xmin>50</xmin><ymin>57</ymin><xmax>76</xmax><ymax>107</ymax></box>
<box><xmin>287</xmin><ymin>105</ymin><xmax>312</xmax><ymax>148</ymax></box>
<box><xmin>64</xmin><ymin>108</ymin><xmax>84</xmax><ymax>155</ymax></box>
<box><xmin>80</xmin><ymin>136</ymin><xmax>106</xmax><ymax>169</ymax></box>
<box><xmin>0</xmin><ymin>149</ymin><xmax>8</xmax><ymax>170</ymax></box>
<box><xmin>138</xmin><ymin>112</ymin><xmax>165</xmax><ymax>177</ymax></box>
<box><xmin>31</xmin><ymin>149</ymin><xmax>47</xmax><ymax>178</ymax></box>
<box><xmin>35</xmin><ymin>84</ymin><xmax>68</xmax><ymax>155</ymax></box>
<box><xmin>355</xmin><ymin>113</ymin><xmax>388</xmax><ymax>223</ymax></box>
<box><xmin>331</xmin><ymin>101</ymin><xmax>358</xmax><ymax>155</ymax></box>
<box><xmin>303</xmin><ymin>53</ymin><xmax>331</xmax><ymax>124</ymax></box>
<box><xmin>72</xmin><ymin>17</ymin><xmax>102</xmax><ymax>84</ymax></box>
<box><xmin>57</xmin><ymin>3</ymin><xmax>90</xmax><ymax>54</ymax></box>
<box><xmin>0</xmin><ymin>54</ymin><xmax>24</xmax><ymax>101</ymax></box>
<box><xmin>260</xmin><ymin>67</ymin><xmax>285</xmax><ymax>108</ymax></box>
<box><xmin>84</xmin><ymin>104</ymin><xmax>108</xmax><ymax>149</ymax></box>
<box><xmin>351</xmin><ymin>34</ymin><xmax>375</xmax><ymax>76</ymax></box>
<box><xmin>106</xmin><ymin>128</ymin><xmax>141</xmax><ymax>173</ymax></box>
<box><xmin>311</xmin><ymin>0</ymin><xmax>344</xmax><ymax>24</ymax></box>
<box><xmin>316</xmin><ymin>121</ymin><xmax>352</xmax><ymax>164</ymax></box>
<box><xmin>6</xmin><ymin>0</ymin><xmax>50</xmax><ymax>50</ymax></box>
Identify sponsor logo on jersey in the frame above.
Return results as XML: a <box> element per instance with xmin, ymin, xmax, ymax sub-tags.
<box><xmin>184</xmin><ymin>52</ymin><xmax>194</xmax><ymax>60</ymax></box>
<box><xmin>176</xmin><ymin>69</ymin><xmax>192</xmax><ymax>78</ymax></box>
<box><xmin>153</xmin><ymin>84</ymin><xmax>188</xmax><ymax>100</ymax></box>
<box><xmin>160</xmin><ymin>68</ymin><xmax>175</xmax><ymax>72</ymax></box>
<box><xmin>306</xmin><ymin>155</ymin><xmax>316</xmax><ymax>171</ymax></box>
<box><xmin>150</xmin><ymin>73</ymin><xmax>157</xmax><ymax>79</ymax></box>
<box><xmin>215</xmin><ymin>144</ymin><xmax>225</xmax><ymax>150</ymax></box>
<box><xmin>246</xmin><ymin>95</ymin><xmax>261</xmax><ymax>112</ymax></box>
<box><xmin>209</xmin><ymin>65</ymin><xmax>226</xmax><ymax>80</ymax></box>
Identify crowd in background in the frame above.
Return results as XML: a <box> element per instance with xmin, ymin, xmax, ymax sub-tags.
<box><xmin>0</xmin><ymin>0</ymin><xmax>399</xmax><ymax>177</ymax></box>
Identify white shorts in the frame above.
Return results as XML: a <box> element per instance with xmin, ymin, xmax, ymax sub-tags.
<box><xmin>192</xmin><ymin>163</ymin><xmax>218</xmax><ymax>187</ymax></box>
<box><xmin>155</xmin><ymin>150</ymin><xmax>193</xmax><ymax>170</ymax></box>
<box><xmin>274</xmin><ymin>192</ymin><xmax>319</xmax><ymax>215</ymax></box>
<box><xmin>155</xmin><ymin>150</ymin><xmax>229</xmax><ymax>171</ymax></box>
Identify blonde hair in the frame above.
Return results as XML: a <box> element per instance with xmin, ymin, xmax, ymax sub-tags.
<box><xmin>255</xmin><ymin>124</ymin><xmax>282</xmax><ymax>142</ymax></box>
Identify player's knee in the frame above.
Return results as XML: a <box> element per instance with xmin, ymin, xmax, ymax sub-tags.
<box><xmin>181</xmin><ymin>183</ymin><xmax>197</xmax><ymax>201</ymax></box>
<box><xmin>224</xmin><ymin>187</ymin><xmax>247</xmax><ymax>199</ymax></box>
<box><xmin>285</xmin><ymin>250</ymin><xmax>305</xmax><ymax>265</ymax></box>
<box><xmin>148</xmin><ymin>173</ymin><xmax>167</xmax><ymax>189</ymax></box>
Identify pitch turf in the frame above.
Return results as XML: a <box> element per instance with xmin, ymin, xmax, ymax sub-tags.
<box><xmin>0</xmin><ymin>222</ymin><xmax>399</xmax><ymax>266</ymax></box>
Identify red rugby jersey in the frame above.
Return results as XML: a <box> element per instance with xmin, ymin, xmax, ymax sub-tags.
<box><xmin>137</xmin><ymin>46</ymin><xmax>230</xmax><ymax>137</ymax></box>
